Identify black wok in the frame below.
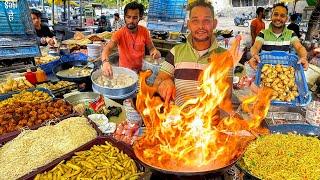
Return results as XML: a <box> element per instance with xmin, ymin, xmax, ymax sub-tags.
<box><xmin>135</xmin><ymin>148</ymin><xmax>245</xmax><ymax>177</ymax></box>
<box><xmin>236</xmin><ymin>124</ymin><xmax>320</xmax><ymax>180</ymax></box>
<box><xmin>53</xmin><ymin>60</ymin><xmax>93</xmax><ymax>83</ymax></box>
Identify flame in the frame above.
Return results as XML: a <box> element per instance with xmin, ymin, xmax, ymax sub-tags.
<box><xmin>134</xmin><ymin>39</ymin><xmax>273</xmax><ymax>172</ymax></box>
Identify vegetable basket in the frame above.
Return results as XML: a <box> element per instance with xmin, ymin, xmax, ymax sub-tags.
<box><xmin>255</xmin><ymin>51</ymin><xmax>311</xmax><ymax>106</ymax></box>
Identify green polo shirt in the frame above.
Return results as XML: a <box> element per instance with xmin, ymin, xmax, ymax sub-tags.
<box><xmin>160</xmin><ymin>35</ymin><xmax>232</xmax><ymax>106</ymax></box>
<box><xmin>256</xmin><ymin>24</ymin><xmax>299</xmax><ymax>52</ymax></box>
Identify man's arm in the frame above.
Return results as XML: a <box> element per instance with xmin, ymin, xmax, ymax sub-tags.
<box><xmin>250</xmin><ymin>24</ymin><xmax>256</xmax><ymax>45</ymax></box>
<box><xmin>101</xmin><ymin>40</ymin><xmax>117</xmax><ymax>62</ymax></box>
<box><xmin>101</xmin><ymin>40</ymin><xmax>117</xmax><ymax>76</ymax></box>
<box><xmin>146</xmin><ymin>40</ymin><xmax>161</xmax><ymax>59</ymax></box>
<box><xmin>249</xmin><ymin>40</ymin><xmax>263</xmax><ymax>69</ymax></box>
<box><xmin>154</xmin><ymin>50</ymin><xmax>176</xmax><ymax>105</ymax></box>
<box><xmin>145</xmin><ymin>29</ymin><xmax>161</xmax><ymax>59</ymax></box>
<box><xmin>292</xmin><ymin>40</ymin><xmax>308</xmax><ymax>69</ymax></box>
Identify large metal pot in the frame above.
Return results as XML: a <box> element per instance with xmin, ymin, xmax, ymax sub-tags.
<box><xmin>142</xmin><ymin>56</ymin><xmax>164</xmax><ymax>85</ymax></box>
<box><xmin>91</xmin><ymin>67</ymin><xmax>138</xmax><ymax>98</ymax></box>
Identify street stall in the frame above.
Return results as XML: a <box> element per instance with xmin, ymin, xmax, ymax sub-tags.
<box><xmin>0</xmin><ymin>0</ymin><xmax>320</xmax><ymax>179</ymax></box>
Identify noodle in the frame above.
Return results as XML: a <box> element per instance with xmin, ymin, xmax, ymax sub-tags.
<box><xmin>243</xmin><ymin>134</ymin><xmax>320</xmax><ymax>180</ymax></box>
<box><xmin>0</xmin><ymin>117</ymin><xmax>97</xmax><ymax>180</ymax></box>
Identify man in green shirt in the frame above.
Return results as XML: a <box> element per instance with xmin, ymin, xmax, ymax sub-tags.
<box><xmin>249</xmin><ymin>2</ymin><xmax>308</xmax><ymax>70</ymax></box>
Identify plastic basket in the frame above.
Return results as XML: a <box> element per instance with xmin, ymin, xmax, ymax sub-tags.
<box><xmin>39</xmin><ymin>58</ymin><xmax>61</xmax><ymax>75</ymax></box>
<box><xmin>60</xmin><ymin>52</ymin><xmax>88</xmax><ymax>63</ymax></box>
<box><xmin>255</xmin><ymin>51</ymin><xmax>311</xmax><ymax>106</ymax></box>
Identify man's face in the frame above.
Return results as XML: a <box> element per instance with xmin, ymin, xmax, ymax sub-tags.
<box><xmin>31</xmin><ymin>14</ymin><xmax>41</xmax><ymax>29</ymax></box>
<box><xmin>271</xmin><ymin>6</ymin><xmax>288</xmax><ymax>28</ymax></box>
<box><xmin>114</xmin><ymin>15</ymin><xmax>119</xmax><ymax>20</ymax></box>
<box><xmin>187</xmin><ymin>6</ymin><xmax>216</xmax><ymax>42</ymax></box>
<box><xmin>259</xmin><ymin>11</ymin><xmax>265</xmax><ymax>19</ymax></box>
<box><xmin>124</xmin><ymin>9</ymin><xmax>140</xmax><ymax>30</ymax></box>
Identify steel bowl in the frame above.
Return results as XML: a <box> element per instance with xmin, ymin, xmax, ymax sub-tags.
<box><xmin>91</xmin><ymin>67</ymin><xmax>138</xmax><ymax>98</ymax></box>
<box><xmin>64</xmin><ymin>92</ymin><xmax>100</xmax><ymax>106</ymax></box>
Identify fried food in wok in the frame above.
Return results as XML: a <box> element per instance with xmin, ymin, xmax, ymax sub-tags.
<box><xmin>243</xmin><ymin>133</ymin><xmax>320</xmax><ymax>179</ymax></box>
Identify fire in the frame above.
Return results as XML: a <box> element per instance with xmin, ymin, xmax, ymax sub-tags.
<box><xmin>134</xmin><ymin>39</ymin><xmax>273</xmax><ymax>172</ymax></box>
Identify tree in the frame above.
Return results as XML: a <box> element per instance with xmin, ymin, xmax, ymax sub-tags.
<box><xmin>94</xmin><ymin>0</ymin><xmax>117</xmax><ymax>8</ymax></box>
<box><xmin>94</xmin><ymin>0</ymin><xmax>149</xmax><ymax>9</ymax></box>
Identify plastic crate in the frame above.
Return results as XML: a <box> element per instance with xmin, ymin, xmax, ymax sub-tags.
<box><xmin>148</xmin><ymin>0</ymin><xmax>187</xmax><ymax>25</ymax></box>
<box><xmin>60</xmin><ymin>52</ymin><xmax>88</xmax><ymax>63</ymax></box>
<box><xmin>255</xmin><ymin>51</ymin><xmax>311</xmax><ymax>106</ymax></box>
<box><xmin>39</xmin><ymin>58</ymin><xmax>61</xmax><ymax>75</ymax></box>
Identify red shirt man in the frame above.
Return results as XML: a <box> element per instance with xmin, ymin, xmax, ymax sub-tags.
<box><xmin>250</xmin><ymin>7</ymin><xmax>265</xmax><ymax>45</ymax></box>
<box><xmin>101</xmin><ymin>2</ymin><xmax>161</xmax><ymax>76</ymax></box>
<box><xmin>111</xmin><ymin>25</ymin><xmax>152</xmax><ymax>70</ymax></box>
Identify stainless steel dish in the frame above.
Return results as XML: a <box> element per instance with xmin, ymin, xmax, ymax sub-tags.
<box><xmin>142</xmin><ymin>56</ymin><xmax>164</xmax><ymax>85</ymax></box>
<box><xmin>91</xmin><ymin>67</ymin><xmax>138</xmax><ymax>98</ymax></box>
<box><xmin>64</xmin><ymin>92</ymin><xmax>100</xmax><ymax>105</ymax></box>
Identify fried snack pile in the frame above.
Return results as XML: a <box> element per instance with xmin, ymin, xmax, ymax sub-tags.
<box><xmin>0</xmin><ymin>78</ymin><xmax>34</xmax><ymax>94</ymax></box>
<box><xmin>0</xmin><ymin>99</ymin><xmax>73</xmax><ymax>135</ymax></box>
<box><xmin>35</xmin><ymin>141</ymin><xmax>142</xmax><ymax>180</ymax></box>
<box><xmin>260</xmin><ymin>64</ymin><xmax>298</xmax><ymax>102</ymax></box>
<box><xmin>0</xmin><ymin>90</ymin><xmax>52</xmax><ymax>108</ymax></box>
<box><xmin>37</xmin><ymin>81</ymin><xmax>75</xmax><ymax>91</ymax></box>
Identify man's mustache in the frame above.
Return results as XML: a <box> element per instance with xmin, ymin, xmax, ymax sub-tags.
<box><xmin>195</xmin><ymin>30</ymin><xmax>208</xmax><ymax>34</ymax></box>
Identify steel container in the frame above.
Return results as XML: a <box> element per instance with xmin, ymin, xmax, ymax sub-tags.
<box><xmin>91</xmin><ymin>67</ymin><xmax>138</xmax><ymax>98</ymax></box>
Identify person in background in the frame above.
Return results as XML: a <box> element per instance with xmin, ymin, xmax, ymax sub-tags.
<box><xmin>249</xmin><ymin>3</ymin><xmax>308</xmax><ymax>70</ymax></box>
<box><xmin>153</xmin><ymin>0</ymin><xmax>234</xmax><ymax>108</ymax></box>
<box><xmin>96</xmin><ymin>14</ymin><xmax>112</xmax><ymax>33</ymax></box>
<box><xmin>250</xmin><ymin>7</ymin><xmax>265</xmax><ymax>46</ymax></box>
<box><xmin>31</xmin><ymin>9</ymin><xmax>56</xmax><ymax>46</ymax></box>
<box><xmin>112</xmin><ymin>13</ymin><xmax>125</xmax><ymax>31</ymax></box>
<box><xmin>287</xmin><ymin>13</ymin><xmax>301</xmax><ymax>38</ymax></box>
<box><xmin>101</xmin><ymin>2</ymin><xmax>161</xmax><ymax>76</ymax></box>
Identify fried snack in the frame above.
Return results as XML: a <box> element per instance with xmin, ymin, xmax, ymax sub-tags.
<box><xmin>35</xmin><ymin>141</ymin><xmax>143</xmax><ymax>180</ymax></box>
<box><xmin>37</xmin><ymin>81</ymin><xmax>75</xmax><ymax>91</ymax></box>
<box><xmin>260</xmin><ymin>64</ymin><xmax>298</xmax><ymax>102</ymax></box>
<box><xmin>0</xmin><ymin>78</ymin><xmax>34</xmax><ymax>94</ymax></box>
<box><xmin>74</xmin><ymin>31</ymin><xmax>85</xmax><ymax>40</ymax></box>
<box><xmin>0</xmin><ymin>100</ymin><xmax>73</xmax><ymax>135</ymax></box>
<box><xmin>0</xmin><ymin>99</ymin><xmax>73</xmax><ymax>135</ymax></box>
<box><xmin>0</xmin><ymin>90</ymin><xmax>52</xmax><ymax>108</ymax></box>
<box><xmin>35</xmin><ymin>55</ymin><xmax>59</xmax><ymax>65</ymax></box>
<box><xmin>88</xmin><ymin>35</ymin><xmax>104</xmax><ymax>42</ymax></box>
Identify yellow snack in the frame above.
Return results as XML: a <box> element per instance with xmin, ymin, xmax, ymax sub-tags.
<box><xmin>260</xmin><ymin>64</ymin><xmax>298</xmax><ymax>102</ymax></box>
<box><xmin>36</xmin><ymin>142</ymin><xmax>143</xmax><ymax>180</ymax></box>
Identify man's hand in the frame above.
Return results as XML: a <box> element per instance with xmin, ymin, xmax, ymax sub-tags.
<box><xmin>158</xmin><ymin>79</ymin><xmax>176</xmax><ymax>106</ymax></box>
<box><xmin>298</xmin><ymin>57</ymin><xmax>309</xmax><ymax>70</ymax></box>
<box><xmin>46</xmin><ymin>37</ymin><xmax>55</xmax><ymax>46</ymax></box>
<box><xmin>150</xmin><ymin>48</ymin><xmax>161</xmax><ymax>59</ymax></box>
<box><xmin>248</xmin><ymin>54</ymin><xmax>260</xmax><ymax>69</ymax></box>
<box><xmin>102</xmin><ymin>61</ymin><xmax>113</xmax><ymax>77</ymax></box>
